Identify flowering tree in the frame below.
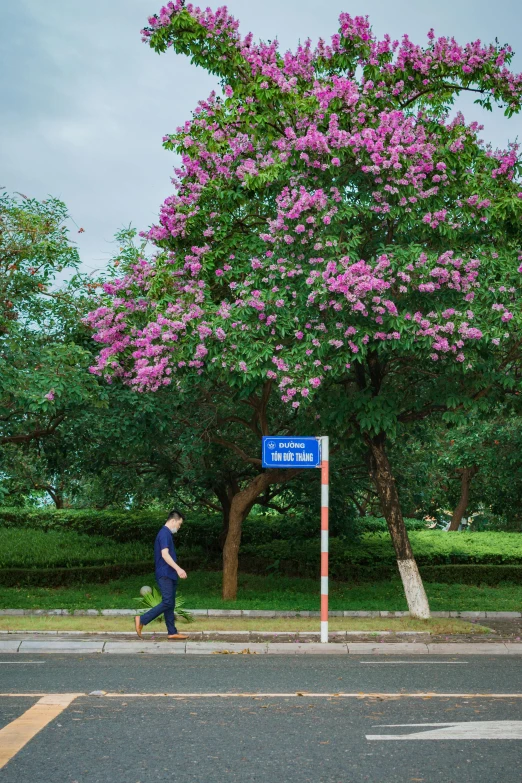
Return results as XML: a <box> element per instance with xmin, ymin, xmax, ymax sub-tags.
<box><xmin>88</xmin><ymin>230</ymin><xmax>322</xmax><ymax>599</ymax></box>
<box><xmin>88</xmin><ymin>2</ymin><xmax>522</xmax><ymax>616</ymax></box>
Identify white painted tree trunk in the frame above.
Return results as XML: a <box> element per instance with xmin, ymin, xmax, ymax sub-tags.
<box><xmin>367</xmin><ymin>434</ymin><xmax>431</xmax><ymax>620</ymax></box>
<box><xmin>397</xmin><ymin>559</ymin><xmax>431</xmax><ymax>619</ymax></box>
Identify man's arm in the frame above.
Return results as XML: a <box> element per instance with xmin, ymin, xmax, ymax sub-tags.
<box><xmin>161</xmin><ymin>548</ymin><xmax>187</xmax><ymax>579</ymax></box>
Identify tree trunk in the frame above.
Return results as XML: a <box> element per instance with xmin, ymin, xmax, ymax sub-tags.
<box><xmin>222</xmin><ymin>499</ymin><xmax>253</xmax><ymax>601</ymax></box>
<box><xmin>368</xmin><ymin>434</ymin><xmax>430</xmax><ymax>619</ymax></box>
<box><xmin>221</xmin><ymin>469</ymin><xmax>301</xmax><ymax>601</ymax></box>
<box><xmin>448</xmin><ymin>466</ymin><xmax>478</xmax><ymax>531</ymax></box>
<box><xmin>214</xmin><ymin>485</ymin><xmax>233</xmax><ymax>550</ymax></box>
<box><xmin>222</xmin><ymin>476</ymin><xmax>267</xmax><ymax>601</ymax></box>
<box><xmin>42</xmin><ymin>484</ymin><xmax>63</xmax><ymax>509</ymax></box>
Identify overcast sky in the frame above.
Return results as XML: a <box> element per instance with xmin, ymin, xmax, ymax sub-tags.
<box><xmin>1</xmin><ymin>0</ymin><xmax>521</xmax><ymax>277</ymax></box>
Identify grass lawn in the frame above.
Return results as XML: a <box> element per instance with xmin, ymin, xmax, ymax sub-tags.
<box><xmin>0</xmin><ymin>616</ymin><xmax>489</xmax><ymax>635</ymax></box>
<box><xmin>0</xmin><ymin>571</ymin><xmax>521</xmax><ymax>611</ymax></box>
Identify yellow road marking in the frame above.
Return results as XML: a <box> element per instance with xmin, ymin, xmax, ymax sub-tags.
<box><xmin>0</xmin><ymin>689</ymin><xmax>518</xmax><ymax>766</ymax></box>
<box><xmin>0</xmin><ymin>693</ymin><xmax>81</xmax><ymax>769</ymax></box>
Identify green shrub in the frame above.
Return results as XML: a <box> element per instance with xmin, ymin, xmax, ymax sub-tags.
<box><xmin>0</xmin><ymin>562</ymin><xmax>520</xmax><ymax>587</ymax></box>
<box><xmin>237</xmin><ymin>559</ymin><xmax>522</xmax><ymax>585</ymax></box>
<box><xmin>0</xmin><ymin>552</ymin><xmax>207</xmax><ymax>587</ymax></box>
<box><xmin>1</xmin><ymin>517</ymin><xmax>520</xmax><ymax>571</ymax></box>
<box><xmin>1</xmin><ymin>515</ymin><xmax>521</xmax><ymax>588</ymax></box>
<box><xmin>135</xmin><ymin>586</ymin><xmax>194</xmax><ymax>623</ymax></box>
<box><xmin>0</xmin><ymin>563</ymin><xmax>153</xmax><ymax>587</ymax></box>
<box><xmin>419</xmin><ymin>565</ymin><xmax>522</xmax><ymax>586</ymax></box>
<box><xmin>0</xmin><ymin>528</ymin><xmax>150</xmax><ymax>569</ymax></box>
<box><xmin>353</xmin><ymin>516</ymin><xmax>428</xmax><ymax>533</ymax></box>
<box><xmin>0</xmin><ymin>506</ymin><xmax>427</xmax><ymax>550</ymax></box>
<box><xmin>470</xmin><ymin>514</ymin><xmax>522</xmax><ymax>533</ymax></box>
<box><xmin>2</xmin><ymin>522</ymin><xmax>521</xmax><ymax>563</ymax></box>
<box><xmin>0</xmin><ymin>508</ymin><xmax>168</xmax><ymax>542</ymax></box>
<box><xmin>240</xmin><ymin>530</ymin><xmax>522</xmax><ymax>572</ymax></box>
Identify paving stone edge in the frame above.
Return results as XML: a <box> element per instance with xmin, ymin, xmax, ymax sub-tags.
<box><xmin>0</xmin><ymin>609</ymin><xmax>519</xmax><ymax>618</ymax></box>
<box><xmin>0</xmin><ymin>639</ymin><xmax>521</xmax><ymax>655</ymax></box>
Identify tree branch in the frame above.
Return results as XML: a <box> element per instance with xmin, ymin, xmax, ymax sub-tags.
<box><xmin>0</xmin><ymin>415</ymin><xmax>66</xmax><ymax>445</ymax></box>
<box><xmin>208</xmin><ymin>436</ymin><xmax>262</xmax><ymax>465</ymax></box>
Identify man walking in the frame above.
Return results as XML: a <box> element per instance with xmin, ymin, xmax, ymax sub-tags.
<box><xmin>134</xmin><ymin>509</ymin><xmax>189</xmax><ymax>640</ymax></box>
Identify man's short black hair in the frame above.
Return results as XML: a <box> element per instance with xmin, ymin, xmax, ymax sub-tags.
<box><xmin>167</xmin><ymin>509</ymin><xmax>184</xmax><ymax>522</ymax></box>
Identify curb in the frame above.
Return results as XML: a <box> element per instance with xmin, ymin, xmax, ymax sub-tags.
<box><xmin>0</xmin><ymin>609</ymin><xmax>519</xmax><ymax>618</ymax></box>
<box><xmin>1</xmin><ymin>630</ymin><xmax>429</xmax><ymax>639</ymax></box>
<box><xmin>0</xmin><ymin>640</ymin><xmax>521</xmax><ymax>655</ymax></box>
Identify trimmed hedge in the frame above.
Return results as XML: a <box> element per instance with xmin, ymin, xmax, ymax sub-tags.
<box><xmin>419</xmin><ymin>565</ymin><xmax>522</xmax><ymax>586</ymax></box>
<box><xmin>0</xmin><ymin>553</ymin><xmax>206</xmax><ymax>587</ymax></box>
<box><xmin>238</xmin><ymin>555</ymin><xmax>522</xmax><ymax>585</ymax></box>
<box><xmin>0</xmin><ymin>528</ymin><xmax>149</xmax><ymax>569</ymax></box>
<box><xmin>354</xmin><ymin>517</ymin><xmax>427</xmax><ymax>533</ymax></box>
<box><xmin>0</xmin><ymin>508</ymin><xmax>174</xmax><ymax>543</ymax></box>
<box><xmin>0</xmin><ymin>507</ymin><xmax>427</xmax><ymax>550</ymax></box>
<box><xmin>0</xmin><ymin>563</ymin><xmax>154</xmax><ymax>587</ymax></box>
<box><xmin>242</xmin><ymin>531</ymin><xmax>522</xmax><ymax>569</ymax></box>
<box><xmin>1</xmin><ymin>510</ymin><xmax>520</xmax><ymax>587</ymax></box>
<box><xmin>0</xmin><ymin>562</ymin><xmax>520</xmax><ymax>587</ymax></box>
<box><xmin>1</xmin><ymin>520</ymin><xmax>521</xmax><ymax>571</ymax></box>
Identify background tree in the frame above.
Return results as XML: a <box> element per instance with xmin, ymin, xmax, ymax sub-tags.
<box><xmin>0</xmin><ymin>191</ymin><xmax>101</xmax><ymax>449</ymax></box>
<box><xmin>431</xmin><ymin>411</ymin><xmax>522</xmax><ymax>529</ymax></box>
<box><xmin>388</xmin><ymin>410</ymin><xmax>522</xmax><ymax>530</ymax></box>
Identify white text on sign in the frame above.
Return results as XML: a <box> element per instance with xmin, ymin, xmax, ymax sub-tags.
<box><xmin>269</xmin><ymin>452</ymin><xmax>316</xmax><ymax>463</ymax></box>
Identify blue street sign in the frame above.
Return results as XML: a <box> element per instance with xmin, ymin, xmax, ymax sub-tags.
<box><xmin>262</xmin><ymin>436</ymin><xmax>321</xmax><ymax>469</ymax></box>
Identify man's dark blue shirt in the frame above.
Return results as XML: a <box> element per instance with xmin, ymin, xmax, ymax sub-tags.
<box><xmin>154</xmin><ymin>525</ymin><xmax>178</xmax><ymax>580</ymax></box>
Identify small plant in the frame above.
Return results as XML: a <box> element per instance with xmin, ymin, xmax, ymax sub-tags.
<box><xmin>135</xmin><ymin>585</ymin><xmax>194</xmax><ymax>623</ymax></box>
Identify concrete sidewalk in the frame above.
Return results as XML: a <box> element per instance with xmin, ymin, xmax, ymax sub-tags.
<box><xmin>0</xmin><ymin>637</ymin><xmax>521</xmax><ymax>655</ymax></box>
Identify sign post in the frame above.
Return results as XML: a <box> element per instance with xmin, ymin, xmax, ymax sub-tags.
<box><xmin>262</xmin><ymin>435</ymin><xmax>329</xmax><ymax>643</ymax></box>
<box><xmin>320</xmin><ymin>436</ymin><xmax>329</xmax><ymax>644</ymax></box>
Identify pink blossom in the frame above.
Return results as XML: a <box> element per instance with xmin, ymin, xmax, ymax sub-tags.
<box><xmin>94</xmin><ymin>7</ymin><xmax>522</xmax><ymax>403</ymax></box>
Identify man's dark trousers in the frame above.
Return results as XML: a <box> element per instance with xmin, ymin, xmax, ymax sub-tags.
<box><xmin>140</xmin><ymin>576</ymin><xmax>177</xmax><ymax>635</ymax></box>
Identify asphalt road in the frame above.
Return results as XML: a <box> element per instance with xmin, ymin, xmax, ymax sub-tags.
<box><xmin>1</xmin><ymin>655</ymin><xmax>521</xmax><ymax>782</ymax></box>
<box><xmin>1</xmin><ymin>653</ymin><xmax>521</xmax><ymax>693</ymax></box>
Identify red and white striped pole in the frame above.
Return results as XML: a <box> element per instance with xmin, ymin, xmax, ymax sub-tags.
<box><xmin>320</xmin><ymin>436</ymin><xmax>329</xmax><ymax>644</ymax></box>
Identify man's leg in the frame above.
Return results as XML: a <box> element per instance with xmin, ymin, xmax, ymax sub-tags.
<box><xmin>160</xmin><ymin>577</ymin><xmax>178</xmax><ymax>636</ymax></box>
<box><xmin>139</xmin><ymin>577</ymin><xmax>177</xmax><ymax>634</ymax></box>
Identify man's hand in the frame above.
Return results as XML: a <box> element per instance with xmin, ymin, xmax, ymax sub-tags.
<box><xmin>161</xmin><ymin>548</ymin><xmax>187</xmax><ymax>578</ymax></box>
